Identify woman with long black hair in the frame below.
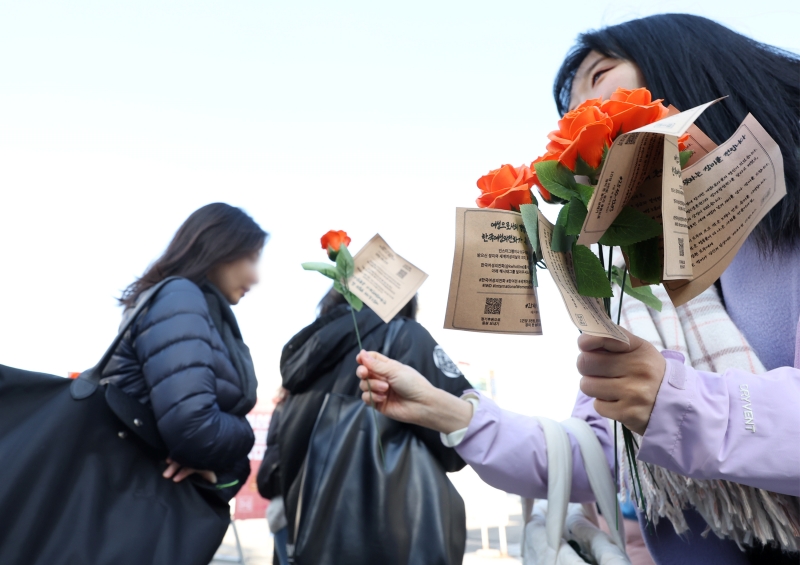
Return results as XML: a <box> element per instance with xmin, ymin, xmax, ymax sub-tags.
<box><xmin>354</xmin><ymin>15</ymin><xmax>800</xmax><ymax>565</ymax></box>
<box><xmin>0</xmin><ymin>202</ymin><xmax>268</xmax><ymax>564</ymax></box>
<box><xmin>107</xmin><ymin>202</ymin><xmax>267</xmax><ymax>493</ymax></box>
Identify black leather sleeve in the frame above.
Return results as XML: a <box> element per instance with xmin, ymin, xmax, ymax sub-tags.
<box><xmin>256</xmin><ymin>404</ymin><xmax>284</xmax><ymax>500</ymax></box>
<box><xmin>389</xmin><ymin>321</ymin><xmax>473</xmax><ymax>473</ymax></box>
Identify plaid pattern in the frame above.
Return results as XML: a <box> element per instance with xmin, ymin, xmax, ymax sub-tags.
<box><xmin>617</xmin><ymin>284</ymin><xmax>764</xmax><ymax>375</ymax></box>
<box><xmin>613</xmin><ymin>284</ymin><xmax>800</xmax><ymax>551</ymax></box>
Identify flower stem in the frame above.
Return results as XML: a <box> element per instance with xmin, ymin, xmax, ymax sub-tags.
<box><xmin>598</xmin><ymin>245</ymin><xmax>607</xmax><ymax>315</ymax></box>
<box><xmin>348</xmin><ymin>287</ymin><xmax>387</xmax><ymax>470</ymax></box>
<box><xmin>617</xmin><ymin>268</ymin><xmax>627</xmax><ymax>325</ymax></box>
<box><xmin>614</xmin><ymin>421</ymin><xmax>619</xmax><ymax>530</ymax></box>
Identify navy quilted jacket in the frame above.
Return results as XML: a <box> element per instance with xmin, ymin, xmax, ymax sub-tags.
<box><xmin>102</xmin><ymin>278</ymin><xmax>255</xmax><ymax>472</ymax></box>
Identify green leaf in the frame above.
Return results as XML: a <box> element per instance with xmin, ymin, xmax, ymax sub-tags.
<box><xmin>572</xmin><ymin>244</ymin><xmax>613</xmax><ymax>298</ymax></box>
<box><xmin>621</xmin><ymin>237</ymin><xmax>661</xmax><ymax>285</ymax></box>
<box><xmin>551</xmin><ymin>203</ymin><xmax>576</xmax><ymax>252</ymax></box>
<box><xmin>347</xmin><ymin>292</ymin><xmax>364</xmax><ymax>311</ymax></box>
<box><xmin>301</xmin><ymin>262</ymin><xmax>338</xmax><ymax>279</ymax></box>
<box><xmin>566</xmin><ymin>197</ymin><xmax>588</xmax><ymax>236</ymax></box>
<box><xmin>598</xmin><ymin>206</ymin><xmax>663</xmax><ymax>246</ymax></box>
<box><xmin>336</xmin><ymin>244</ymin><xmax>355</xmax><ymax>279</ymax></box>
<box><xmin>575</xmin><ymin>183</ymin><xmax>595</xmax><ymax>207</ymax></box>
<box><xmin>519</xmin><ymin>203</ymin><xmax>541</xmax><ymax>262</ymax></box>
<box><xmin>598</xmin><ymin>144</ymin><xmax>610</xmax><ymax>171</ymax></box>
<box><xmin>680</xmin><ymin>150</ymin><xmax>694</xmax><ymax>169</ymax></box>
<box><xmin>333</xmin><ymin>280</ymin><xmax>364</xmax><ymax>311</ymax></box>
<box><xmin>519</xmin><ymin>203</ymin><xmax>540</xmax><ymax>287</ymax></box>
<box><xmin>534</xmin><ymin>160</ymin><xmax>579</xmax><ymax>202</ymax></box>
<box><xmin>623</xmin><ymin>282</ymin><xmax>662</xmax><ymax>311</ymax></box>
<box><xmin>573</xmin><ymin>155</ymin><xmax>599</xmax><ymax>183</ymax></box>
<box><xmin>610</xmin><ymin>265</ymin><xmax>662</xmax><ymax>311</ymax></box>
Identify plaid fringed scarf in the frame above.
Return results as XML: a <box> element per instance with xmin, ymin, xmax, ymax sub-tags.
<box><xmin>613</xmin><ymin>283</ymin><xmax>800</xmax><ymax>551</ymax></box>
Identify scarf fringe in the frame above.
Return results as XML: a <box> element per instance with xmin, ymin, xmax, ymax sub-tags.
<box><xmin>614</xmin><ymin>283</ymin><xmax>800</xmax><ymax>553</ymax></box>
<box><xmin>619</xmin><ymin>425</ymin><xmax>800</xmax><ymax>552</ymax></box>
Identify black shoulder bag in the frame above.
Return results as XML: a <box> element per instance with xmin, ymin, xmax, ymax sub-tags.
<box><xmin>287</xmin><ymin>318</ymin><xmax>467</xmax><ymax>565</ymax></box>
<box><xmin>0</xmin><ymin>277</ymin><xmax>231</xmax><ymax>565</ymax></box>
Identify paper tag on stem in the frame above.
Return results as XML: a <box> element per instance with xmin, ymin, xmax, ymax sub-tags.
<box><xmin>661</xmin><ymin>135</ymin><xmax>693</xmax><ymax>281</ymax></box>
<box><xmin>664</xmin><ymin>114</ymin><xmax>786</xmax><ymax>305</ymax></box>
<box><xmin>538</xmin><ymin>211</ymin><xmax>629</xmax><ymax>344</ymax></box>
<box><xmin>348</xmin><ymin>234</ymin><xmax>428</xmax><ymax>323</ymax></box>
<box><xmin>578</xmin><ymin>99</ymin><xmax>723</xmax><ymax>246</ymax></box>
<box><xmin>444</xmin><ymin>208</ymin><xmax>542</xmax><ymax>335</ymax></box>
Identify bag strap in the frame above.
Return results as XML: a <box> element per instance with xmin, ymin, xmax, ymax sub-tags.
<box><xmin>381</xmin><ymin>318</ymin><xmax>406</xmax><ymax>357</ymax></box>
<box><xmin>534</xmin><ymin>416</ymin><xmax>573</xmax><ymax>558</ymax></box>
<box><xmin>70</xmin><ymin>276</ymin><xmax>181</xmax><ymax>400</ymax></box>
<box><xmin>560</xmin><ymin>418</ymin><xmax>625</xmax><ymax>551</ymax></box>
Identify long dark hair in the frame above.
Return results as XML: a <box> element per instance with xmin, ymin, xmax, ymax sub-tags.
<box><xmin>554</xmin><ymin>14</ymin><xmax>800</xmax><ymax>253</ymax></box>
<box><xmin>120</xmin><ymin>203</ymin><xmax>268</xmax><ymax>308</ymax></box>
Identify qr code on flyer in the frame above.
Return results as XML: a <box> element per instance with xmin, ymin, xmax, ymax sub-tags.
<box><xmin>484</xmin><ymin>297</ymin><xmax>502</xmax><ymax>315</ymax></box>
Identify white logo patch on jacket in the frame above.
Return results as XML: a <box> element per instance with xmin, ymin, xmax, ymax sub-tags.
<box><xmin>433</xmin><ymin>346</ymin><xmax>462</xmax><ymax>378</ymax></box>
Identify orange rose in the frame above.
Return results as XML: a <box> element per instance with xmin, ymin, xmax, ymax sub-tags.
<box><xmin>546</xmin><ymin>98</ymin><xmax>614</xmax><ymax>172</ymax></box>
<box><xmin>678</xmin><ymin>133</ymin><xmax>690</xmax><ymax>152</ymax></box>
<box><xmin>476</xmin><ymin>164</ymin><xmax>534</xmax><ymax>211</ymax></box>
<box><xmin>320</xmin><ymin>230</ymin><xmax>351</xmax><ymax>260</ymax></box>
<box><xmin>600</xmin><ymin>87</ymin><xmax>669</xmax><ymax>136</ymax></box>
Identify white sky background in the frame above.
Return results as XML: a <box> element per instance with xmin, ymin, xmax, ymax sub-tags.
<box><xmin>1</xmin><ymin>1</ymin><xmax>797</xmax><ymax>420</ymax></box>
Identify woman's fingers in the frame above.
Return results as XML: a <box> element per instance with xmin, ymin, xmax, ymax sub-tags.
<box><xmin>360</xmin><ymin>379</ymin><xmax>388</xmax><ymax>402</ymax></box>
<box><xmin>580</xmin><ymin>375</ymin><xmax>621</xmax><ymax>401</ymax></box>
<box><xmin>577</xmin><ymin>327</ymin><xmax>639</xmax><ymax>354</ymax></box>
<box><xmin>162</xmin><ymin>460</ymin><xmax>181</xmax><ymax>479</ymax></box>
<box><xmin>592</xmin><ymin>398</ymin><xmax>621</xmax><ymax>421</ymax></box>
<box><xmin>163</xmin><ymin>460</ymin><xmax>217</xmax><ymax>485</ymax></box>
<box><xmin>359</xmin><ymin>378</ymin><xmax>388</xmax><ymax>393</ymax></box>
<box><xmin>173</xmin><ymin>466</ymin><xmax>196</xmax><ymax>483</ymax></box>
<box><xmin>361</xmin><ymin>390</ymin><xmax>386</xmax><ymax>405</ymax></box>
<box><xmin>356</xmin><ymin>350</ymin><xmax>395</xmax><ymax>379</ymax></box>
<box><xmin>577</xmin><ymin>350</ymin><xmax>634</xmax><ymax>378</ymax></box>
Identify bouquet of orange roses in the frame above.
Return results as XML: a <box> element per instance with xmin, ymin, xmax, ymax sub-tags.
<box><xmin>477</xmin><ymin>88</ymin><xmax>695</xmax><ymax>313</ymax></box>
<box><xmin>476</xmin><ymin>88</ymin><xmax>700</xmax><ymax>514</ymax></box>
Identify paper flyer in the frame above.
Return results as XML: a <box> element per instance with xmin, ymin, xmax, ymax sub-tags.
<box><xmin>537</xmin><ymin>212</ymin><xmax>629</xmax><ymax>344</ymax></box>
<box><xmin>349</xmin><ymin>234</ymin><xmax>428</xmax><ymax>323</ymax></box>
<box><xmin>578</xmin><ymin>99</ymin><xmax>723</xmax><ymax>246</ymax></box>
<box><xmin>444</xmin><ymin>208</ymin><xmax>542</xmax><ymax>335</ymax></box>
<box><xmin>664</xmin><ymin>113</ymin><xmax>786</xmax><ymax>305</ymax></box>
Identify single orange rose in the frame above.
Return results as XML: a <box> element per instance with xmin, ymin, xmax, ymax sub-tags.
<box><xmin>546</xmin><ymin>99</ymin><xmax>614</xmax><ymax>172</ymax></box>
<box><xmin>476</xmin><ymin>164</ymin><xmax>534</xmax><ymax>211</ymax></box>
<box><xmin>600</xmin><ymin>87</ymin><xmax>669</xmax><ymax>136</ymax></box>
<box><xmin>320</xmin><ymin>230</ymin><xmax>351</xmax><ymax>260</ymax></box>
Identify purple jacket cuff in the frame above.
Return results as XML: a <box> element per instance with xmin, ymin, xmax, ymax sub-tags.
<box><xmin>453</xmin><ymin>389</ymin><xmax>614</xmax><ymax>502</ymax></box>
<box><xmin>637</xmin><ymin>353</ymin><xmax>697</xmax><ymax>471</ymax></box>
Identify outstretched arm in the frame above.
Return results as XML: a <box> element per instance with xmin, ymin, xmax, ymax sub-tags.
<box><xmin>356</xmin><ymin>351</ymin><xmax>614</xmax><ymax>502</ymax></box>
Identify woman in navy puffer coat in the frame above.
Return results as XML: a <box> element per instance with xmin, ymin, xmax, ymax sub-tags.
<box><xmin>102</xmin><ymin>203</ymin><xmax>266</xmax><ymax>494</ymax></box>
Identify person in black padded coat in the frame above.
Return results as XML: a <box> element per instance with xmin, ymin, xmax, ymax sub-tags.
<box><xmin>258</xmin><ymin>288</ymin><xmax>473</xmax><ymax>564</ymax></box>
<box><xmin>102</xmin><ymin>202</ymin><xmax>267</xmax><ymax>498</ymax></box>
